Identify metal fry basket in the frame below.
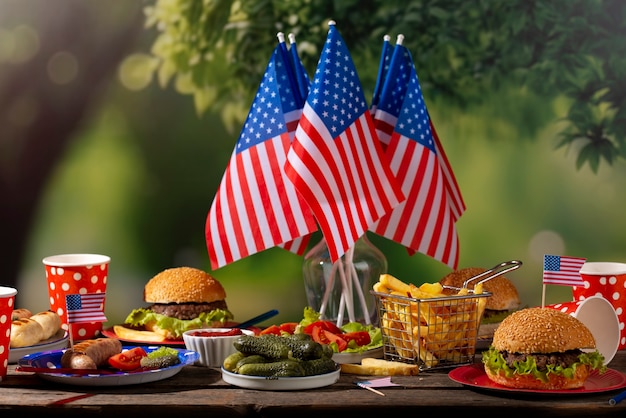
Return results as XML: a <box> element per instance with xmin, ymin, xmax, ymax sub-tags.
<box><xmin>372</xmin><ymin>290</ymin><xmax>490</xmax><ymax>370</ymax></box>
<box><xmin>371</xmin><ymin>260</ymin><xmax>522</xmax><ymax>370</ymax></box>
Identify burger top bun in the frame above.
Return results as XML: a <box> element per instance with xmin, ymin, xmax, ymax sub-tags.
<box><xmin>144</xmin><ymin>267</ymin><xmax>226</xmax><ymax>304</ymax></box>
<box><xmin>439</xmin><ymin>267</ymin><xmax>521</xmax><ymax>311</ymax></box>
<box><xmin>492</xmin><ymin>307</ymin><xmax>596</xmax><ymax>354</ymax></box>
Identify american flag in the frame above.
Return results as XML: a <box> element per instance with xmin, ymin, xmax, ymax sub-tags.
<box><xmin>206</xmin><ymin>42</ymin><xmax>318</xmax><ymax>269</ymax></box>
<box><xmin>370</xmin><ymin>41</ymin><xmax>465</xmax><ymax>269</ymax></box>
<box><xmin>284</xmin><ymin>22</ymin><xmax>405</xmax><ymax>262</ymax></box>
<box><xmin>65</xmin><ymin>293</ymin><xmax>107</xmax><ymax>323</ymax></box>
<box><xmin>543</xmin><ymin>254</ymin><xmax>586</xmax><ymax>286</ymax></box>
<box><xmin>370</xmin><ymin>34</ymin><xmax>393</xmax><ymax>116</ymax></box>
<box><xmin>277</xmin><ymin>33</ymin><xmax>315</xmax><ymax>256</ymax></box>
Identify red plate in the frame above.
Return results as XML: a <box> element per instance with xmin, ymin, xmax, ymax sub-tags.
<box><xmin>101</xmin><ymin>322</ymin><xmax>258</xmax><ymax>347</ymax></box>
<box><xmin>448</xmin><ymin>363</ymin><xmax>626</xmax><ymax>395</ymax></box>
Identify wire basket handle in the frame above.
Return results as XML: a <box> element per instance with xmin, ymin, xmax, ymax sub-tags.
<box><xmin>462</xmin><ymin>260</ymin><xmax>523</xmax><ymax>289</ymax></box>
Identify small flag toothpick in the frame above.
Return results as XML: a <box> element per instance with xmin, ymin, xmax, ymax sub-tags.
<box><xmin>541</xmin><ymin>254</ymin><xmax>587</xmax><ymax>307</ymax></box>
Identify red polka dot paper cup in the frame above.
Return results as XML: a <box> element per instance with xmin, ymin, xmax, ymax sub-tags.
<box><xmin>43</xmin><ymin>254</ymin><xmax>110</xmax><ymax>341</ymax></box>
<box><xmin>575</xmin><ymin>262</ymin><xmax>626</xmax><ymax>351</ymax></box>
<box><xmin>544</xmin><ymin>296</ymin><xmax>620</xmax><ymax>364</ymax></box>
<box><xmin>0</xmin><ymin>286</ymin><xmax>17</xmax><ymax>381</ymax></box>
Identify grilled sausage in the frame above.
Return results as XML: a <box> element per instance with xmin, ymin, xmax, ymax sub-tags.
<box><xmin>10</xmin><ymin>318</ymin><xmax>45</xmax><ymax>348</ymax></box>
<box><xmin>30</xmin><ymin>311</ymin><xmax>62</xmax><ymax>340</ymax></box>
<box><xmin>61</xmin><ymin>338</ymin><xmax>123</xmax><ymax>369</ymax></box>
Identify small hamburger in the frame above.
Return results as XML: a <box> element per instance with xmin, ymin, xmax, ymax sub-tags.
<box><xmin>123</xmin><ymin>267</ymin><xmax>233</xmax><ymax>340</ymax></box>
<box><xmin>481</xmin><ymin>307</ymin><xmax>606</xmax><ymax>390</ymax></box>
<box><xmin>439</xmin><ymin>267</ymin><xmax>521</xmax><ymax>337</ymax></box>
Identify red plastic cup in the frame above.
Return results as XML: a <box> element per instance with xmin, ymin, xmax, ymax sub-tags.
<box><xmin>0</xmin><ymin>286</ymin><xmax>17</xmax><ymax>381</ymax></box>
<box><xmin>42</xmin><ymin>254</ymin><xmax>110</xmax><ymax>341</ymax></box>
<box><xmin>544</xmin><ymin>296</ymin><xmax>620</xmax><ymax>364</ymax></box>
<box><xmin>575</xmin><ymin>262</ymin><xmax>626</xmax><ymax>350</ymax></box>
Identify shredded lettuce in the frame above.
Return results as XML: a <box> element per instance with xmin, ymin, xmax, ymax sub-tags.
<box><xmin>124</xmin><ymin>308</ymin><xmax>233</xmax><ymax>339</ymax></box>
<box><xmin>482</xmin><ymin>346</ymin><xmax>606</xmax><ymax>382</ymax></box>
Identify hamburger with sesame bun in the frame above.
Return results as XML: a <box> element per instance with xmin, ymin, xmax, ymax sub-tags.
<box><xmin>439</xmin><ymin>267</ymin><xmax>521</xmax><ymax>337</ymax></box>
<box><xmin>481</xmin><ymin>307</ymin><xmax>606</xmax><ymax>390</ymax></box>
<box><xmin>123</xmin><ymin>267</ymin><xmax>233</xmax><ymax>340</ymax></box>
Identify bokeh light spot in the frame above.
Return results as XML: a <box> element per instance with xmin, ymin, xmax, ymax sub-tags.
<box><xmin>47</xmin><ymin>51</ymin><xmax>79</xmax><ymax>85</ymax></box>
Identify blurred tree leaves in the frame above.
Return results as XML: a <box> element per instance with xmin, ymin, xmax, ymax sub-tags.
<box><xmin>141</xmin><ymin>0</ymin><xmax>626</xmax><ymax>172</ymax></box>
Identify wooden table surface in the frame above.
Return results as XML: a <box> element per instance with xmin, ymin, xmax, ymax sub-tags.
<box><xmin>1</xmin><ymin>350</ymin><xmax>625</xmax><ymax>418</ymax></box>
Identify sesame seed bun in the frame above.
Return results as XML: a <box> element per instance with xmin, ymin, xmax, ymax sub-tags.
<box><xmin>439</xmin><ymin>267</ymin><xmax>521</xmax><ymax>311</ymax></box>
<box><xmin>144</xmin><ymin>267</ymin><xmax>226</xmax><ymax>304</ymax></box>
<box><xmin>492</xmin><ymin>307</ymin><xmax>596</xmax><ymax>353</ymax></box>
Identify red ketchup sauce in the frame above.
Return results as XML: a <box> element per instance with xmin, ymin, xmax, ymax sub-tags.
<box><xmin>189</xmin><ymin>329</ymin><xmax>243</xmax><ymax>337</ymax></box>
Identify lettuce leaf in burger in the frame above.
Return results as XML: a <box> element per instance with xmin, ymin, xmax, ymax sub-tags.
<box><xmin>124</xmin><ymin>267</ymin><xmax>233</xmax><ymax>340</ymax></box>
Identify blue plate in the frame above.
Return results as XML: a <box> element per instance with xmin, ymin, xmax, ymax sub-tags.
<box><xmin>17</xmin><ymin>345</ymin><xmax>199</xmax><ymax>386</ymax></box>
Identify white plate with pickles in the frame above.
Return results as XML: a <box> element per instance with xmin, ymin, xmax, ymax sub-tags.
<box><xmin>221</xmin><ymin>366</ymin><xmax>340</xmax><ymax>390</ymax></box>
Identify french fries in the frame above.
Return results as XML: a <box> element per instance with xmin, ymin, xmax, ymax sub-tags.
<box><xmin>113</xmin><ymin>325</ymin><xmax>167</xmax><ymax>342</ymax></box>
<box><xmin>373</xmin><ymin>274</ymin><xmax>488</xmax><ymax>369</ymax></box>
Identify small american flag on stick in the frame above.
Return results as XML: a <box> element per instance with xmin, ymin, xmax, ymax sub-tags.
<box><xmin>65</xmin><ymin>293</ymin><xmax>107</xmax><ymax>323</ymax></box>
<box><xmin>543</xmin><ymin>254</ymin><xmax>586</xmax><ymax>286</ymax></box>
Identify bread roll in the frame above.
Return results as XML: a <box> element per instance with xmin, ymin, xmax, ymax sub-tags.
<box><xmin>10</xmin><ymin>318</ymin><xmax>45</xmax><ymax>348</ymax></box>
<box><xmin>30</xmin><ymin>311</ymin><xmax>62</xmax><ymax>340</ymax></box>
<box><xmin>11</xmin><ymin>308</ymin><xmax>32</xmax><ymax>321</ymax></box>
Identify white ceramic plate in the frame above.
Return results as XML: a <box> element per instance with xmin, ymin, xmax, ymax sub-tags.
<box><xmin>332</xmin><ymin>346</ymin><xmax>384</xmax><ymax>364</ymax></box>
<box><xmin>222</xmin><ymin>366</ymin><xmax>340</xmax><ymax>390</ymax></box>
<box><xmin>8</xmin><ymin>329</ymin><xmax>69</xmax><ymax>364</ymax></box>
<box><xmin>17</xmin><ymin>345</ymin><xmax>199</xmax><ymax>386</ymax></box>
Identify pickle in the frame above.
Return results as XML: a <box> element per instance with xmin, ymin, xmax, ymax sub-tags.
<box><xmin>237</xmin><ymin>359</ymin><xmax>305</xmax><ymax>377</ymax></box>
<box><xmin>235</xmin><ymin>354</ymin><xmax>267</xmax><ymax>370</ymax></box>
<box><xmin>223</xmin><ymin>351</ymin><xmax>246</xmax><ymax>372</ymax></box>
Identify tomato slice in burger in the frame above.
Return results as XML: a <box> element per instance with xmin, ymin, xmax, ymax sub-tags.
<box><xmin>108</xmin><ymin>347</ymin><xmax>147</xmax><ymax>371</ymax></box>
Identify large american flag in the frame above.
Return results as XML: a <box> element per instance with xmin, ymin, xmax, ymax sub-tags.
<box><xmin>206</xmin><ymin>43</ymin><xmax>318</xmax><ymax>269</ymax></box>
<box><xmin>285</xmin><ymin>22</ymin><xmax>405</xmax><ymax>262</ymax></box>
<box><xmin>370</xmin><ymin>42</ymin><xmax>465</xmax><ymax>269</ymax></box>
<box><xmin>543</xmin><ymin>254</ymin><xmax>586</xmax><ymax>286</ymax></box>
<box><xmin>65</xmin><ymin>293</ymin><xmax>107</xmax><ymax>323</ymax></box>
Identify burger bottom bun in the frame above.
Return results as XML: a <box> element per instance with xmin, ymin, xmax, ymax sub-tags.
<box><xmin>484</xmin><ymin>364</ymin><xmax>590</xmax><ymax>390</ymax></box>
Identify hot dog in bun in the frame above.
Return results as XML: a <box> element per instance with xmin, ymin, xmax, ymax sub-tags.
<box><xmin>481</xmin><ymin>307</ymin><xmax>606</xmax><ymax>390</ymax></box>
<box><xmin>123</xmin><ymin>267</ymin><xmax>233</xmax><ymax>340</ymax></box>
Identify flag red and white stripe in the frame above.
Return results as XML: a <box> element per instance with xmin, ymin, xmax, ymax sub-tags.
<box><xmin>285</xmin><ymin>22</ymin><xmax>404</xmax><ymax>262</ymax></box>
<box><xmin>543</xmin><ymin>254</ymin><xmax>586</xmax><ymax>286</ymax></box>
<box><xmin>206</xmin><ymin>43</ymin><xmax>317</xmax><ymax>269</ymax></box>
<box><xmin>65</xmin><ymin>293</ymin><xmax>107</xmax><ymax>323</ymax></box>
<box><xmin>371</xmin><ymin>41</ymin><xmax>465</xmax><ymax>269</ymax></box>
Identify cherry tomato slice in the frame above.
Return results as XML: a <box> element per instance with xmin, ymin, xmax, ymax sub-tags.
<box><xmin>341</xmin><ymin>330</ymin><xmax>371</xmax><ymax>347</ymax></box>
<box><xmin>108</xmin><ymin>347</ymin><xmax>147</xmax><ymax>371</ymax></box>
<box><xmin>322</xmin><ymin>329</ymin><xmax>348</xmax><ymax>352</ymax></box>
<box><xmin>279</xmin><ymin>322</ymin><xmax>298</xmax><ymax>334</ymax></box>
<box><xmin>260</xmin><ymin>324</ymin><xmax>281</xmax><ymax>335</ymax></box>
<box><xmin>303</xmin><ymin>320</ymin><xmax>342</xmax><ymax>335</ymax></box>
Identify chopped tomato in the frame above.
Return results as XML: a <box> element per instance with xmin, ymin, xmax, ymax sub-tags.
<box><xmin>303</xmin><ymin>320</ymin><xmax>342</xmax><ymax>335</ymax></box>
<box><xmin>310</xmin><ymin>324</ymin><xmax>330</xmax><ymax>345</ymax></box>
<box><xmin>279</xmin><ymin>322</ymin><xmax>298</xmax><ymax>334</ymax></box>
<box><xmin>341</xmin><ymin>331</ymin><xmax>371</xmax><ymax>347</ymax></box>
<box><xmin>322</xmin><ymin>329</ymin><xmax>348</xmax><ymax>352</ymax></box>
<box><xmin>260</xmin><ymin>324</ymin><xmax>281</xmax><ymax>335</ymax></box>
<box><xmin>108</xmin><ymin>347</ymin><xmax>147</xmax><ymax>371</ymax></box>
